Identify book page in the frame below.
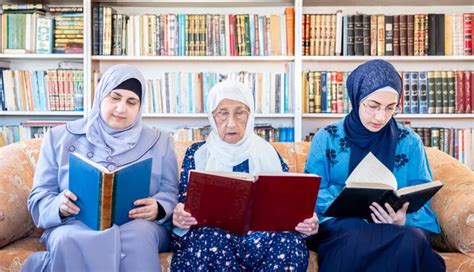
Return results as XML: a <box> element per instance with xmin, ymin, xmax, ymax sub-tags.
<box><xmin>191</xmin><ymin>170</ymin><xmax>254</xmax><ymax>181</ymax></box>
<box><xmin>345</xmin><ymin>152</ymin><xmax>397</xmax><ymax>190</ymax></box>
<box><xmin>72</xmin><ymin>152</ymin><xmax>109</xmax><ymax>173</ymax></box>
<box><xmin>397</xmin><ymin>180</ymin><xmax>443</xmax><ymax>195</ymax></box>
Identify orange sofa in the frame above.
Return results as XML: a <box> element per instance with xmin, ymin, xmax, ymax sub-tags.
<box><xmin>0</xmin><ymin>139</ymin><xmax>473</xmax><ymax>271</ymax></box>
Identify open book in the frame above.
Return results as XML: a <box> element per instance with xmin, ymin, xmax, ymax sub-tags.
<box><xmin>69</xmin><ymin>153</ymin><xmax>152</xmax><ymax>230</ymax></box>
<box><xmin>323</xmin><ymin>152</ymin><xmax>443</xmax><ymax>219</ymax></box>
<box><xmin>184</xmin><ymin>170</ymin><xmax>321</xmax><ymax>234</ymax></box>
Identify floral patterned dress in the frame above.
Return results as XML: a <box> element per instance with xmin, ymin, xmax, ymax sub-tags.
<box><xmin>171</xmin><ymin>142</ymin><xmax>309</xmax><ymax>272</ymax></box>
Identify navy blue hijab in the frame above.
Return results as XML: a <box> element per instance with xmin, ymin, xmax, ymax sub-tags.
<box><xmin>343</xmin><ymin>60</ymin><xmax>402</xmax><ymax>174</ymax></box>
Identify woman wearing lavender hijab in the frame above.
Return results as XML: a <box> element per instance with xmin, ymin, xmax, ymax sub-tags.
<box><xmin>22</xmin><ymin>64</ymin><xmax>179</xmax><ymax>271</ymax></box>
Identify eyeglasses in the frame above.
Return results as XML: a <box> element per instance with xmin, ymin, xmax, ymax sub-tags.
<box><xmin>362</xmin><ymin>102</ymin><xmax>400</xmax><ymax>117</ymax></box>
<box><xmin>213</xmin><ymin>109</ymin><xmax>250</xmax><ymax>122</ymax></box>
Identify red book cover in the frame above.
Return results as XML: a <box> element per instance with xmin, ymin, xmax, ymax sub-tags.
<box><xmin>456</xmin><ymin>71</ymin><xmax>465</xmax><ymax>113</ymax></box>
<box><xmin>465</xmin><ymin>71</ymin><xmax>472</xmax><ymax>113</ymax></box>
<box><xmin>184</xmin><ymin>170</ymin><xmax>321</xmax><ymax>234</ymax></box>
<box><xmin>471</xmin><ymin>71</ymin><xmax>474</xmax><ymax>113</ymax></box>
<box><xmin>463</xmin><ymin>13</ymin><xmax>473</xmax><ymax>55</ymax></box>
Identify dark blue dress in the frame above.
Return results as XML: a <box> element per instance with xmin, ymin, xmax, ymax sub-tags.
<box><xmin>171</xmin><ymin>142</ymin><xmax>309</xmax><ymax>271</ymax></box>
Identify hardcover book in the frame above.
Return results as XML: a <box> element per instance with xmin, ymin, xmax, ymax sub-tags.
<box><xmin>69</xmin><ymin>153</ymin><xmax>152</xmax><ymax>231</ymax></box>
<box><xmin>323</xmin><ymin>152</ymin><xmax>443</xmax><ymax>219</ymax></box>
<box><xmin>184</xmin><ymin>170</ymin><xmax>321</xmax><ymax>234</ymax></box>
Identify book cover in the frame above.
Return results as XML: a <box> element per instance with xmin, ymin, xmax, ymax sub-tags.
<box><xmin>184</xmin><ymin>170</ymin><xmax>321</xmax><ymax>234</ymax></box>
<box><xmin>323</xmin><ymin>153</ymin><xmax>443</xmax><ymax>219</ymax></box>
<box><xmin>69</xmin><ymin>153</ymin><xmax>152</xmax><ymax>230</ymax></box>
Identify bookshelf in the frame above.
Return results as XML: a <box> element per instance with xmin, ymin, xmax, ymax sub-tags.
<box><xmin>0</xmin><ymin>0</ymin><xmax>472</xmax><ymax>152</ymax></box>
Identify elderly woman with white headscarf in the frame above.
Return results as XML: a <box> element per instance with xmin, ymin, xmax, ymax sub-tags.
<box><xmin>22</xmin><ymin>64</ymin><xmax>179</xmax><ymax>272</ymax></box>
<box><xmin>171</xmin><ymin>80</ymin><xmax>318</xmax><ymax>271</ymax></box>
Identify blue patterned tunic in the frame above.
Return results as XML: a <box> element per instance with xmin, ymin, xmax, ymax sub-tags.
<box><xmin>171</xmin><ymin>142</ymin><xmax>309</xmax><ymax>271</ymax></box>
<box><xmin>305</xmin><ymin>119</ymin><xmax>440</xmax><ymax>233</ymax></box>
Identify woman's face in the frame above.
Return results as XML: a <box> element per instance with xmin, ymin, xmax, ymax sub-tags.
<box><xmin>213</xmin><ymin>99</ymin><xmax>250</xmax><ymax>144</ymax></box>
<box><xmin>100</xmin><ymin>89</ymin><xmax>140</xmax><ymax>129</ymax></box>
<box><xmin>358</xmin><ymin>90</ymin><xmax>399</xmax><ymax>132</ymax></box>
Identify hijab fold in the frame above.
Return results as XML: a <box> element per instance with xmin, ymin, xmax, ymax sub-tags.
<box><xmin>84</xmin><ymin>64</ymin><xmax>146</xmax><ymax>157</ymax></box>
<box><xmin>343</xmin><ymin>60</ymin><xmax>402</xmax><ymax>174</ymax></box>
<box><xmin>194</xmin><ymin>80</ymin><xmax>282</xmax><ymax>175</ymax></box>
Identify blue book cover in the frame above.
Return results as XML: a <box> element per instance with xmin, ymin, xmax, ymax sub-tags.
<box><xmin>321</xmin><ymin>72</ymin><xmax>327</xmax><ymax>113</ymax></box>
<box><xmin>418</xmin><ymin>72</ymin><xmax>428</xmax><ymax>114</ymax></box>
<box><xmin>69</xmin><ymin>153</ymin><xmax>152</xmax><ymax>230</ymax></box>
<box><xmin>402</xmin><ymin>72</ymin><xmax>411</xmax><ymax>114</ymax></box>
<box><xmin>410</xmin><ymin>72</ymin><xmax>419</xmax><ymax>114</ymax></box>
<box><xmin>258</xmin><ymin>16</ymin><xmax>264</xmax><ymax>56</ymax></box>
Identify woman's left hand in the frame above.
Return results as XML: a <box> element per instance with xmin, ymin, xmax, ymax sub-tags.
<box><xmin>295</xmin><ymin>212</ymin><xmax>319</xmax><ymax>236</ymax></box>
<box><xmin>370</xmin><ymin>202</ymin><xmax>409</xmax><ymax>226</ymax></box>
<box><xmin>129</xmin><ymin>197</ymin><xmax>158</xmax><ymax>221</ymax></box>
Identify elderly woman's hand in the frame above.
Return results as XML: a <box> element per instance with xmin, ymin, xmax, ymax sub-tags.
<box><xmin>129</xmin><ymin>197</ymin><xmax>159</xmax><ymax>221</ymax></box>
<box><xmin>173</xmin><ymin>203</ymin><xmax>197</xmax><ymax>229</ymax></box>
<box><xmin>59</xmin><ymin>189</ymin><xmax>80</xmax><ymax>218</ymax></box>
<box><xmin>295</xmin><ymin>212</ymin><xmax>319</xmax><ymax>236</ymax></box>
<box><xmin>370</xmin><ymin>202</ymin><xmax>409</xmax><ymax>226</ymax></box>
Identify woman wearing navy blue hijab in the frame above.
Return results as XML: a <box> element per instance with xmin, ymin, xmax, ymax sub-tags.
<box><xmin>305</xmin><ymin>60</ymin><xmax>445</xmax><ymax>271</ymax></box>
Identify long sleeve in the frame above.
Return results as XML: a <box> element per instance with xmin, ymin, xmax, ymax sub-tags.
<box><xmin>152</xmin><ymin>135</ymin><xmax>179</xmax><ymax>224</ymax></box>
<box><xmin>401</xmin><ymin>134</ymin><xmax>441</xmax><ymax>234</ymax></box>
<box><xmin>27</xmin><ymin>130</ymin><xmax>64</xmax><ymax>229</ymax></box>
<box><xmin>304</xmin><ymin>134</ymin><xmax>340</xmax><ymax>223</ymax></box>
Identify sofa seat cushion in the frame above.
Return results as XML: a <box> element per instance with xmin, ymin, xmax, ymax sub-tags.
<box><xmin>438</xmin><ymin>252</ymin><xmax>474</xmax><ymax>271</ymax></box>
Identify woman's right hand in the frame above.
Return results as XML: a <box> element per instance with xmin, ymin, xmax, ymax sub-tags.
<box><xmin>173</xmin><ymin>203</ymin><xmax>197</xmax><ymax>229</ymax></box>
<box><xmin>59</xmin><ymin>189</ymin><xmax>80</xmax><ymax>217</ymax></box>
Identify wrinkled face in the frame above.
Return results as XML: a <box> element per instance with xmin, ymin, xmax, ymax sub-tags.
<box><xmin>100</xmin><ymin>89</ymin><xmax>140</xmax><ymax>129</ymax></box>
<box><xmin>358</xmin><ymin>90</ymin><xmax>399</xmax><ymax>132</ymax></box>
<box><xmin>213</xmin><ymin>99</ymin><xmax>250</xmax><ymax>144</ymax></box>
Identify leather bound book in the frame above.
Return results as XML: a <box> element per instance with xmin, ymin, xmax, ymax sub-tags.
<box><xmin>347</xmin><ymin>15</ymin><xmax>355</xmax><ymax>56</ymax></box>
<box><xmin>393</xmin><ymin>15</ymin><xmax>400</xmax><ymax>56</ymax></box>
<box><xmin>436</xmin><ymin>14</ymin><xmax>445</xmax><ymax>56</ymax></box>
<box><xmin>354</xmin><ymin>14</ymin><xmax>364</xmax><ymax>56</ymax></box>
<box><xmin>428</xmin><ymin>14</ymin><xmax>437</xmax><ymax>55</ymax></box>
<box><xmin>363</xmin><ymin>14</ymin><xmax>370</xmax><ymax>56</ymax></box>
<box><xmin>407</xmin><ymin>15</ymin><xmax>415</xmax><ymax>55</ymax></box>
<box><xmin>384</xmin><ymin>15</ymin><xmax>394</xmax><ymax>56</ymax></box>
<box><xmin>184</xmin><ymin>170</ymin><xmax>321</xmax><ymax>234</ymax></box>
<box><xmin>399</xmin><ymin>15</ymin><xmax>408</xmax><ymax>56</ymax></box>
<box><xmin>69</xmin><ymin>153</ymin><xmax>152</xmax><ymax>231</ymax></box>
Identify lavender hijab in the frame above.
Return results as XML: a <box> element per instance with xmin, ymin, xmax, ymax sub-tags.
<box><xmin>84</xmin><ymin>64</ymin><xmax>146</xmax><ymax>156</ymax></box>
<box><xmin>343</xmin><ymin>60</ymin><xmax>402</xmax><ymax>174</ymax></box>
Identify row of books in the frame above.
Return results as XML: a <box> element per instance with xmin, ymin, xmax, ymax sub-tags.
<box><xmin>0</xmin><ymin>68</ymin><xmax>84</xmax><ymax>112</ymax></box>
<box><xmin>302</xmin><ymin>12</ymin><xmax>473</xmax><ymax>56</ymax></box>
<box><xmin>302</xmin><ymin>70</ymin><xmax>474</xmax><ymax>114</ymax></box>
<box><xmin>0</xmin><ymin>120</ymin><xmax>66</xmax><ymax>145</ymax></box>
<box><xmin>92</xmin><ymin>7</ymin><xmax>295</xmax><ymax>56</ymax></box>
<box><xmin>413</xmin><ymin>127</ymin><xmax>473</xmax><ymax>170</ymax></box>
<box><xmin>0</xmin><ymin>4</ymin><xmax>84</xmax><ymax>54</ymax></box>
<box><xmin>94</xmin><ymin>69</ymin><xmax>294</xmax><ymax>115</ymax></box>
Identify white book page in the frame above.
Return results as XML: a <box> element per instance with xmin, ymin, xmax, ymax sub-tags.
<box><xmin>345</xmin><ymin>152</ymin><xmax>397</xmax><ymax>190</ymax></box>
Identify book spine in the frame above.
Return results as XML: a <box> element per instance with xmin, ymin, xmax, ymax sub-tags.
<box><xmin>436</xmin><ymin>14</ymin><xmax>445</xmax><ymax>56</ymax></box>
<box><xmin>362</xmin><ymin>14</ymin><xmax>370</xmax><ymax>56</ymax></box>
<box><xmin>428</xmin><ymin>71</ymin><xmax>436</xmax><ymax>114</ymax></box>
<box><xmin>419</xmin><ymin>72</ymin><xmax>428</xmax><ymax>114</ymax></box>
<box><xmin>393</xmin><ymin>15</ymin><xmax>400</xmax><ymax>56</ymax></box>
<box><xmin>407</xmin><ymin>15</ymin><xmax>415</xmax><ymax>56</ymax></box>
<box><xmin>354</xmin><ymin>14</ymin><xmax>363</xmax><ymax>56</ymax></box>
<box><xmin>464</xmin><ymin>13</ymin><xmax>473</xmax><ymax>55</ymax></box>
<box><xmin>100</xmin><ymin>172</ymin><xmax>114</xmax><ymax>230</ymax></box>
<box><xmin>441</xmin><ymin>71</ymin><xmax>449</xmax><ymax>113</ymax></box>
<box><xmin>384</xmin><ymin>15</ymin><xmax>394</xmax><ymax>56</ymax></box>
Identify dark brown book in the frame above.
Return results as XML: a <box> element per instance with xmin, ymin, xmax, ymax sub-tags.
<box><xmin>400</xmin><ymin>15</ymin><xmax>408</xmax><ymax>56</ymax></box>
<box><xmin>436</xmin><ymin>14</ymin><xmax>445</xmax><ymax>56</ymax></box>
<box><xmin>347</xmin><ymin>15</ymin><xmax>355</xmax><ymax>56</ymax></box>
<box><xmin>428</xmin><ymin>14</ymin><xmax>437</xmax><ymax>55</ymax></box>
<box><xmin>363</xmin><ymin>14</ymin><xmax>371</xmax><ymax>56</ymax></box>
<box><xmin>407</xmin><ymin>15</ymin><xmax>415</xmax><ymax>56</ymax></box>
<box><xmin>185</xmin><ymin>170</ymin><xmax>321</xmax><ymax>234</ymax></box>
<box><xmin>393</xmin><ymin>15</ymin><xmax>400</xmax><ymax>56</ymax></box>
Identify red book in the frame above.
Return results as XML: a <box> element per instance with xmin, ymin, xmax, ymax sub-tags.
<box><xmin>184</xmin><ymin>170</ymin><xmax>321</xmax><ymax>234</ymax></box>
<box><xmin>463</xmin><ymin>13</ymin><xmax>473</xmax><ymax>55</ymax></box>
<box><xmin>471</xmin><ymin>71</ymin><xmax>474</xmax><ymax>113</ymax></box>
<box><xmin>466</xmin><ymin>71</ymin><xmax>472</xmax><ymax>113</ymax></box>
<box><xmin>456</xmin><ymin>71</ymin><xmax>465</xmax><ymax>113</ymax></box>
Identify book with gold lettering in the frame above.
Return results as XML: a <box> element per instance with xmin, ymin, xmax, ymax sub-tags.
<box><xmin>69</xmin><ymin>153</ymin><xmax>152</xmax><ymax>230</ymax></box>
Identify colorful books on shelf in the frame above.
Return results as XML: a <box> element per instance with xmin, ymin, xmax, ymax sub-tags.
<box><xmin>302</xmin><ymin>12</ymin><xmax>473</xmax><ymax>56</ymax></box>
<box><xmin>0</xmin><ymin>4</ymin><xmax>83</xmax><ymax>54</ymax></box>
<box><xmin>0</xmin><ymin>120</ymin><xmax>66</xmax><ymax>145</ymax></box>
<box><xmin>91</xmin><ymin>7</ymin><xmax>295</xmax><ymax>56</ymax></box>
<box><xmin>69</xmin><ymin>153</ymin><xmax>152</xmax><ymax>230</ymax></box>
<box><xmin>184</xmin><ymin>170</ymin><xmax>320</xmax><ymax>234</ymax></box>
<box><xmin>303</xmin><ymin>70</ymin><xmax>474</xmax><ymax>114</ymax></box>
<box><xmin>323</xmin><ymin>152</ymin><xmax>444</xmax><ymax>219</ymax></box>
<box><xmin>0</xmin><ymin>69</ymin><xmax>83</xmax><ymax>112</ymax></box>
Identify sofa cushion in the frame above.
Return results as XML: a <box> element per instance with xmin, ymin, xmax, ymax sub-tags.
<box><xmin>0</xmin><ymin>140</ymin><xmax>42</xmax><ymax>248</ymax></box>
<box><xmin>427</xmin><ymin>147</ymin><xmax>474</xmax><ymax>258</ymax></box>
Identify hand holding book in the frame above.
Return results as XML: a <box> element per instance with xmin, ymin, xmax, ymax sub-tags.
<box><xmin>59</xmin><ymin>189</ymin><xmax>80</xmax><ymax>218</ymax></box>
<box><xmin>369</xmin><ymin>202</ymin><xmax>410</xmax><ymax>225</ymax></box>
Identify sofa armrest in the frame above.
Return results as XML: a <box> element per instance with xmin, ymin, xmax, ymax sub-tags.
<box><xmin>0</xmin><ymin>139</ymin><xmax>42</xmax><ymax>248</ymax></box>
<box><xmin>426</xmin><ymin>147</ymin><xmax>474</xmax><ymax>258</ymax></box>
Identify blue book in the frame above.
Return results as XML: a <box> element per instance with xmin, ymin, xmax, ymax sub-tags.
<box><xmin>69</xmin><ymin>153</ymin><xmax>152</xmax><ymax>231</ymax></box>
<box><xmin>249</xmin><ymin>15</ymin><xmax>255</xmax><ymax>56</ymax></box>
<box><xmin>321</xmin><ymin>72</ymin><xmax>327</xmax><ymax>113</ymax></box>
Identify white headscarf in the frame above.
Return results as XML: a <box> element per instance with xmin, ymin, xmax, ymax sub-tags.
<box><xmin>85</xmin><ymin>64</ymin><xmax>146</xmax><ymax>156</ymax></box>
<box><xmin>194</xmin><ymin>80</ymin><xmax>283</xmax><ymax>175</ymax></box>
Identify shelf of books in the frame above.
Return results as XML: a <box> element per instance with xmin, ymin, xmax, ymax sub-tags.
<box><xmin>0</xmin><ymin>2</ymin><xmax>85</xmax><ymax>145</ymax></box>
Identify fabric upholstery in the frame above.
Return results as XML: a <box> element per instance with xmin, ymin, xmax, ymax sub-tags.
<box><xmin>0</xmin><ymin>139</ymin><xmax>473</xmax><ymax>271</ymax></box>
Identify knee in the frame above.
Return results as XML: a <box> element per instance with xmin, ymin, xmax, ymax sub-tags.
<box><xmin>399</xmin><ymin>227</ymin><xmax>430</xmax><ymax>252</ymax></box>
<box><xmin>121</xmin><ymin>219</ymin><xmax>160</xmax><ymax>242</ymax></box>
<box><xmin>48</xmin><ymin>230</ymin><xmax>76</xmax><ymax>251</ymax></box>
